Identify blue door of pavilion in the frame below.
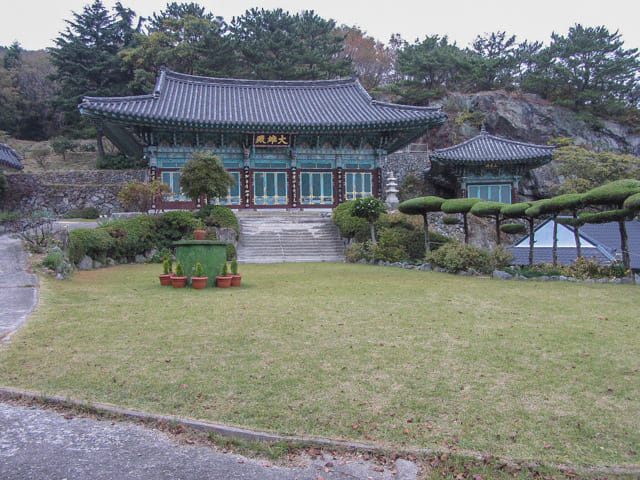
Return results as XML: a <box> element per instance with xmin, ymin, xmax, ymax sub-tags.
<box><xmin>300</xmin><ymin>171</ymin><xmax>333</xmax><ymax>206</ymax></box>
<box><xmin>253</xmin><ymin>171</ymin><xmax>288</xmax><ymax>206</ymax></box>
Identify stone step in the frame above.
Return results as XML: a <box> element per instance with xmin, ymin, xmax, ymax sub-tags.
<box><xmin>236</xmin><ymin>211</ymin><xmax>344</xmax><ymax>263</ymax></box>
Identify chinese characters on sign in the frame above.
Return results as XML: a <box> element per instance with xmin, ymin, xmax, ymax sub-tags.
<box><xmin>254</xmin><ymin>134</ymin><xmax>290</xmax><ymax>147</ymax></box>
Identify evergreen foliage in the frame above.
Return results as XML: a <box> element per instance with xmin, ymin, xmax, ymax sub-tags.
<box><xmin>441</xmin><ymin>197</ymin><xmax>482</xmax><ymax>244</ymax></box>
<box><xmin>49</xmin><ymin>0</ymin><xmax>140</xmax><ymax>132</ymax></box>
<box><xmin>230</xmin><ymin>8</ymin><xmax>352</xmax><ymax>80</ymax></box>
<box><xmin>623</xmin><ymin>192</ymin><xmax>640</xmax><ymax>212</ymax></box>
<box><xmin>398</xmin><ymin>196</ymin><xmax>445</xmax><ymax>252</ymax></box>
<box><xmin>500</xmin><ymin>223</ymin><xmax>526</xmax><ymax>234</ymax></box>
<box><xmin>179</xmin><ymin>152</ymin><xmax>236</xmax><ymax>204</ymax></box>
<box><xmin>350</xmin><ymin>197</ymin><xmax>387</xmax><ymax>244</ymax></box>
<box><xmin>470</xmin><ymin>201</ymin><xmax>506</xmax><ymax>245</ymax></box>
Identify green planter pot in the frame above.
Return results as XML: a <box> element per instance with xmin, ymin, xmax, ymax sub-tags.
<box><xmin>173</xmin><ymin>241</ymin><xmax>228</xmax><ymax>288</ymax></box>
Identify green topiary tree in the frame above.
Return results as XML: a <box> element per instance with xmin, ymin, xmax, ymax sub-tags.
<box><xmin>350</xmin><ymin>197</ymin><xmax>387</xmax><ymax>244</ymax></box>
<box><xmin>180</xmin><ymin>152</ymin><xmax>237</xmax><ymax>205</ymax></box>
<box><xmin>470</xmin><ymin>201</ymin><xmax>505</xmax><ymax>245</ymax></box>
<box><xmin>537</xmin><ymin>193</ymin><xmax>588</xmax><ymax>266</ymax></box>
<box><xmin>502</xmin><ymin>201</ymin><xmax>542</xmax><ymax>267</ymax></box>
<box><xmin>441</xmin><ymin>198</ymin><xmax>482</xmax><ymax>244</ymax></box>
<box><xmin>398</xmin><ymin>196</ymin><xmax>445</xmax><ymax>253</ymax></box>
<box><xmin>623</xmin><ymin>192</ymin><xmax>640</xmax><ymax>213</ymax></box>
<box><xmin>582</xmin><ymin>179</ymin><xmax>640</xmax><ymax>272</ymax></box>
<box><xmin>500</xmin><ymin>223</ymin><xmax>526</xmax><ymax>235</ymax></box>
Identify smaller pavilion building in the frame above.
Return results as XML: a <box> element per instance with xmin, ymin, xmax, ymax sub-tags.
<box><xmin>429</xmin><ymin>126</ymin><xmax>554</xmax><ymax>204</ymax></box>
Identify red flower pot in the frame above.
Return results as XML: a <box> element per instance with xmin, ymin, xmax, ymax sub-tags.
<box><xmin>158</xmin><ymin>274</ymin><xmax>172</xmax><ymax>286</ymax></box>
<box><xmin>191</xmin><ymin>276</ymin><xmax>208</xmax><ymax>289</ymax></box>
<box><xmin>216</xmin><ymin>275</ymin><xmax>232</xmax><ymax>288</ymax></box>
<box><xmin>194</xmin><ymin>229</ymin><xmax>206</xmax><ymax>240</ymax></box>
<box><xmin>171</xmin><ymin>275</ymin><xmax>188</xmax><ymax>288</ymax></box>
<box><xmin>230</xmin><ymin>274</ymin><xmax>242</xmax><ymax>287</ymax></box>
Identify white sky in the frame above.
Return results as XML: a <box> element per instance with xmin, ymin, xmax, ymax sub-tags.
<box><xmin>2</xmin><ymin>0</ymin><xmax>640</xmax><ymax>51</ymax></box>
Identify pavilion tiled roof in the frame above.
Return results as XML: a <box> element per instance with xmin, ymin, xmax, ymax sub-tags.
<box><xmin>79</xmin><ymin>69</ymin><xmax>447</xmax><ymax>133</ymax></box>
<box><xmin>430</xmin><ymin>126</ymin><xmax>555</xmax><ymax>165</ymax></box>
<box><xmin>0</xmin><ymin>143</ymin><xmax>23</xmax><ymax>170</ymax></box>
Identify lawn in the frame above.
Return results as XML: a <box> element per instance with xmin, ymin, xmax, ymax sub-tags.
<box><xmin>0</xmin><ymin>263</ymin><xmax>638</xmax><ymax>469</ymax></box>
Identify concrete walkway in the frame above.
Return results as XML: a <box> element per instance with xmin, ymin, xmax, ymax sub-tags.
<box><xmin>0</xmin><ymin>402</ymin><xmax>417</xmax><ymax>480</ymax></box>
<box><xmin>0</xmin><ymin>234</ymin><xmax>38</xmax><ymax>341</ymax></box>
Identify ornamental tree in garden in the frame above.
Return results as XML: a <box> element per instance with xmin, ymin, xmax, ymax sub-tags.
<box><xmin>470</xmin><ymin>201</ymin><xmax>505</xmax><ymax>245</ymax></box>
<box><xmin>441</xmin><ymin>197</ymin><xmax>481</xmax><ymax>244</ymax></box>
<box><xmin>581</xmin><ymin>179</ymin><xmax>640</xmax><ymax>272</ymax></box>
<box><xmin>537</xmin><ymin>193</ymin><xmax>588</xmax><ymax>266</ymax></box>
<box><xmin>350</xmin><ymin>197</ymin><xmax>386</xmax><ymax>244</ymax></box>
<box><xmin>398</xmin><ymin>196</ymin><xmax>444</xmax><ymax>253</ymax></box>
<box><xmin>180</xmin><ymin>152</ymin><xmax>236</xmax><ymax>205</ymax></box>
<box><xmin>502</xmin><ymin>200</ymin><xmax>542</xmax><ymax>267</ymax></box>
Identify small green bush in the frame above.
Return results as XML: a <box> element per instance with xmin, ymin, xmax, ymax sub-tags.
<box><xmin>345</xmin><ymin>241</ymin><xmax>374</xmax><ymax>263</ymax></box>
<box><xmin>175</xmin><ymin>262</ymin><xmax>185</xmax><ymax>277</ymax></box>
<box><xmin>427</xmin><ymin>242</ymin><xmax>513</xmax><ymax>274</ymax></box>
<box><xmin>443</xmin><ymin>216</ymin><xmax>461</xmax><ymax>225</ymax></box>
<box><xmin>156</xmin><ymin>211</ymin><xmax>196</xmax><ymax>245</ymax></box>
<box><xmin>68</xmin><ymin>228</ymin><xmax>115</xmax><ymax>264</ymax></box>
<box><xmin>162</xmin><ymin>258</ymin><xmax>172</xmax><ymax>274</ymax></box>
<box><xmin>220</xmin><ymin>261</ymin><xmax>229</xmax><ymax>276</ymax></box>
<box><xmin>194</xmin><ymin>262</ymin><xmax>204</xmax><ymax>277</ymax></box>
<box><xmin>373</xmin><ymin>229</ymin><xmax>410</xmax><ymax>263</ymax></box>
<box><xmin>65</xmin><ymin>206</ymin><xmax>100</xmax><ymax>219</ymax></box>
<box><xmin>226</xmin><ymin>242</ymin><xmax>236</xmax><ymax>261</ymax></box>
<box><xmin>332</xmin><ymin>201</ymin><xmax>370</xmax><ymax>241</ymax></box>
<box><xmin>500</xmin><ymin>223</ymin><xmax>527</xmax><ymax>235</ymax></box>
<box><xmin>231</xmin><ymin>258</ymin><xmax>238</xmax><ymax>275</ymax></box>
<box><xmin>195</xmin><ymin>205</ymin><xmax>239</xmax><ymax>233</ymax></box>
<box><xmin>42</xmin><ymin>249</ymin><xmax>64</xmax><ymax>271</ymax></box>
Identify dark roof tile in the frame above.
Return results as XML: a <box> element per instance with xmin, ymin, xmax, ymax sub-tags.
<box><xmin>79</xmin><ymin>69</ymin><xmax>447</xmax><ymax>132</ymax></box>
<box><xmin>0</xmin><ymin>143</ymin><xmax>23</xmax><ymax>170</ymax></box>
<box><xmin>430</xmin><ymin>125</ymin><xmax>554</xmax><ymax>164</ymax></box>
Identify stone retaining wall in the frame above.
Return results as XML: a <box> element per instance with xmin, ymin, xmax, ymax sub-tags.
<box><xmin>4</xmin><ymin>170</ymin><xmax>147</xmax><ymax>215</ymax></box>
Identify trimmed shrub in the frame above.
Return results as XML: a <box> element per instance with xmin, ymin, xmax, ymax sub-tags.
<box><xmin>500</xmin><ymin>223</ymin><xmax>526</xmax><ymax>235</ymax></box>
<box><xmin>196</xmin><ymin>205</ymin><xmax>239</xmax><ymax>233</ymax></box>
<box><xmin>226</xmin><ymin>242</ymin><xmax>236</xmax><ymax>261</ymax></box>
<box><xmin>583</xmin><ymin>179</ymin><xmax>640</xmax><ymax>206</ymax></box>
<box><xmin>68</xmin><ymin>228</ymin><xmax>115</xmax><ymax>264</ymax></box>
<box><xmin>441</xmin><ymin>198</ymin><xmax>482</xmax><ymax>214</ymax></box>
<box><xmin>623</xmin><ymin>192</ymin><xmax>640</xmax><ymax>211</ymax></box>
<box><xmin>580</xmin><ymin>209</ymin><xmax>635</xmax><ymax>224</ymax></box>
<box><xmin>427</xmin><ymin>242</ymin><xmax>513</xmax><ymax>274</ymax></box>
<box><xmin>443</xmin><ymin>216</ymin><xmax>461</xmax><ymax>225</ymax></box>
<box><xmin>345</xmin><ymin>241</ymin><xmax>374</xmax><ymax>263</ymax></box>
<box><xmin>373</xmin><ymin>229</ymin><xmax>410</xmax><ymax>263</ymax></box>
<box><xmin>333</xmin><ymin>201</ymin><xmax>370</xmax><ymax>241</ymax></box>
<box><xmin>64</xmin><ymin>206</ymin><xmax>100</xmax><ymax>219</ymax></box>
<box><xmin>156</xmin><ymin>210</ymin><xmax>196</xmax><ymax>246</ymax></box>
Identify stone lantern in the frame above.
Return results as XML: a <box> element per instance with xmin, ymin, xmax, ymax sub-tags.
<box><xmin>385</xmin><ymin>171</ymin><xmax>400</xmax><ymax>211</ymax></box>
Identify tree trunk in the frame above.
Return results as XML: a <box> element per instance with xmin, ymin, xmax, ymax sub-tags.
<box><xmin>463</xmin><ymin>213</ymin><xmax>469</xmax><ymax>244</ymax></box>
<box><xmin>495</xmin><ymin>215</ymin><xmax>501</xmax><ymax>245</ymax></box>
<box><xmin>572</xmin><ymin>209</ymin><xmax>582</xmax><ymax>258</ymax></box>
<box><xmin>619</xmin><ymin>220</ymin><xmax>630</xmax><ymax>273</ymax></box>
<box><xmin>552</xmin><ymin>214</ymin><xmax>558</xmax><ymax>268</ymax></box>
<box><xmin>423</xmin><ymin>212</ymin><xmax>430</xmax><ymax>253</ymax></box>
<box><xmin>96</xmin><ymin>126</ymin><xmax>105</xmax><ymax>159</ymax></box>
<box><xmin>528</xmin><ymin>217</ymin><xmax>535</xmax><ymax>267</ymax></box>
<box><xmin>369</xmin><ymin>221</ymin><xmax>376</xmax><ymax>245</ymax></box>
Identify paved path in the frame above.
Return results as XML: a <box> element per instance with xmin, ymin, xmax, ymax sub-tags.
<box><xmin>0</xmin><ymin>234</ymin><xmax>38</xmax><ymax>341</ymax></box>
<box><xmin>0</xmin><ymin>402</ymin><xmax>417</xmax><ymax>480</ymax></box>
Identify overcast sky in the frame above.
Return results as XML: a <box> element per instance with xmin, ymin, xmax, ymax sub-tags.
<box><xmin>2</xmin><ymin>0</ymin><xmax>639</xmax><ymax>51</ymax></box>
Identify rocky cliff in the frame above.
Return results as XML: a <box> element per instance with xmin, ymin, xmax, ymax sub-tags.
<box><xmin>386</xmin><ymin>90</ymin><xmax>640</xmax><ymax>200</ymax></box>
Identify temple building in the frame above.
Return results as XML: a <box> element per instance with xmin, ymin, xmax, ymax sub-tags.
<box><xmin>79</xmin><ymin>69</ymin><xmax>447</xmax><ymax>210</ymax></box>
<box><xmin>429</xmin><ymin>126</ymin><xmax>554</xmax><ymax>204</ymax></box>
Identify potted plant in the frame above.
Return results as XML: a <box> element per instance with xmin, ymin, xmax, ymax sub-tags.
<box><xmin>216</xmin><ymin>261</ymin><xmax>232</xmax><ymax>288</ymax></box>
<box><xmin>191</xmin><ymin>262</ymin><xmax>208</xmax><ymax>289</ymax></box>
<box><xmin>159</xmin><ymin>258</ymin><xmax>173</xmax><ymax>286</ymax></box>
<box><xmin>194</xmin><ymin>218</ymin><xmax>206</xmax><ymax>241</ymax></box>
<box><xmin>230</xmin><ymin>258</ymin><xmax>242</xmax><ymax>287</ymax></box>
<box><xmin>171</xmin><ymin>261</ymin><xmax>187</xmax><ymax>288</ymax></box>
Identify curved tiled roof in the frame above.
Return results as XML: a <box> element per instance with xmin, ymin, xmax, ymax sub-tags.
<box><xmin>431</xmin><ymin>126</ymin><xmax>555</xmax><ymax>165</ymax></box>
<box><xmin>0</xmin><ymin>143</ymin><xmax>23</xmax><ymax>170</ymax></box>
<box><xmin>79</xmin><ymin>69</ymin><xmax>447</xmax><ymax>132</ymax></box>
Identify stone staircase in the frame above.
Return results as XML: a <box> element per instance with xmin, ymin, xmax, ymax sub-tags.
<box><xmin>236</xmin><ymin>210</ymin><xmax>345</xmax><ymax>263</ymax></box>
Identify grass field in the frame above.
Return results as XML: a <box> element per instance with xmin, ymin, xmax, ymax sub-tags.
<box><xmin>0</xmin><ymin>263</ymin><xmax>638</xmax><ymax>470</ymax></box>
